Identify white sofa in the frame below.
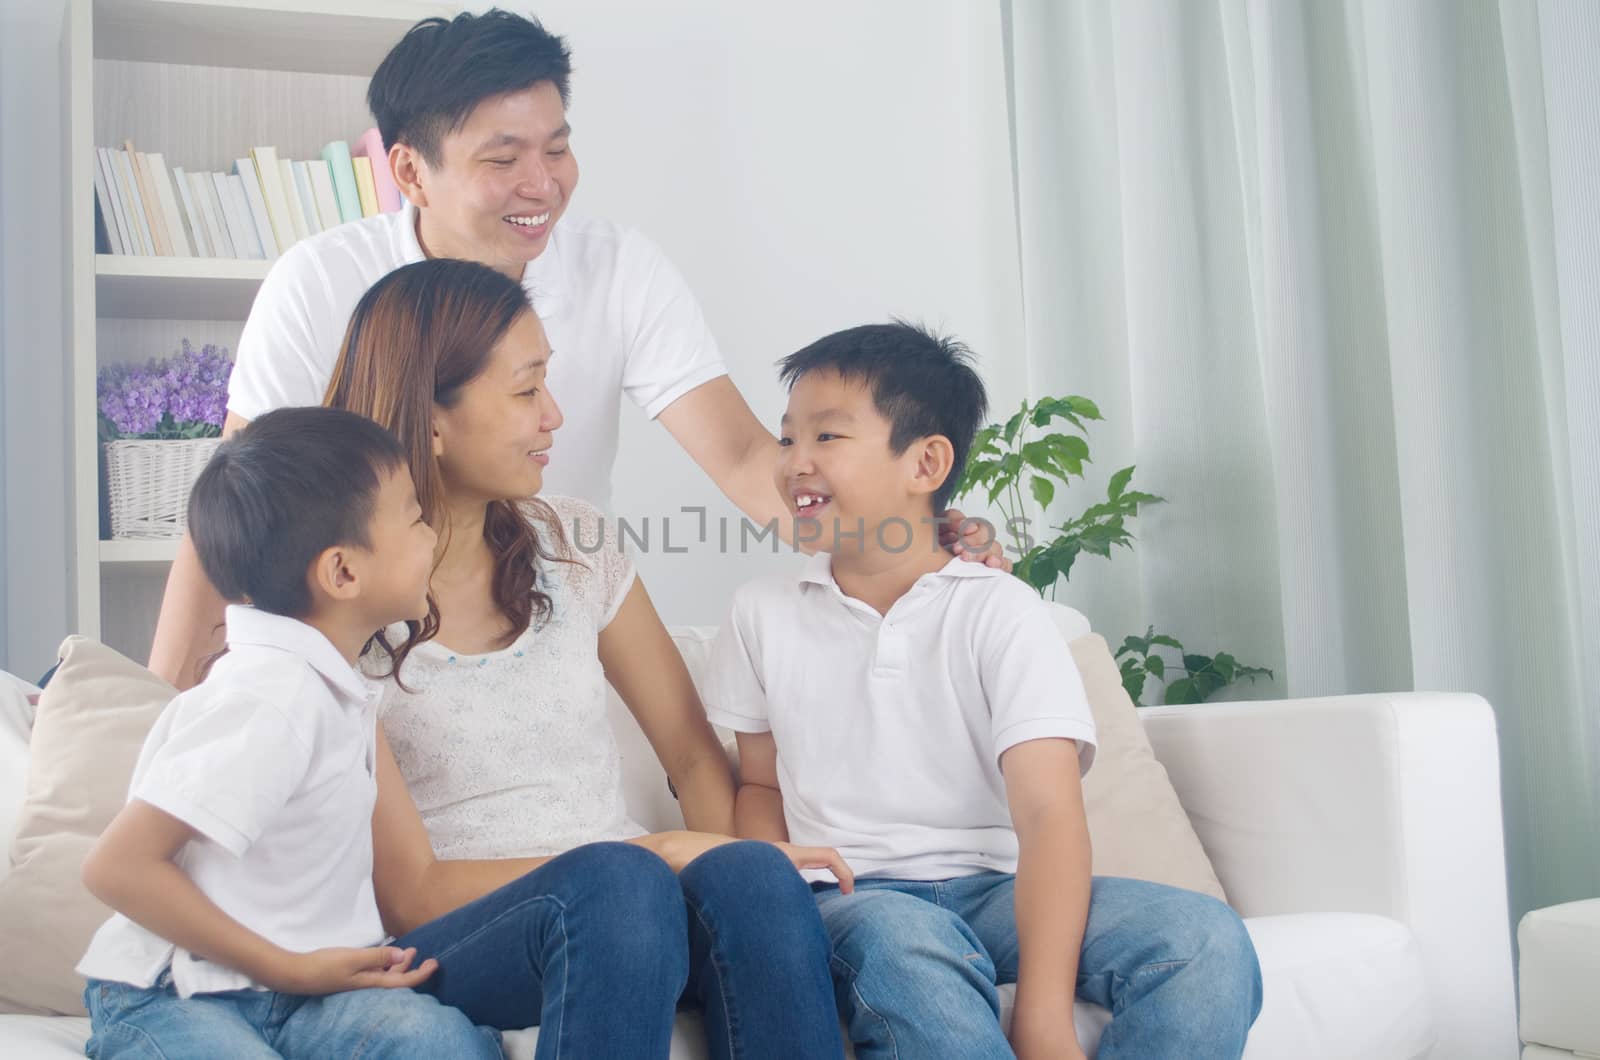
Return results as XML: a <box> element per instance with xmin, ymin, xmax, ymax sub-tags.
<box><xmin>1518</xmin><ymin>897</ymin><xmax>1600</xmax><ymax>1059</ymax></box>
<box><xmin>1</xmin><ymin>609</ymin><xmax>1520</xmax><ymax>1059</ymax></box>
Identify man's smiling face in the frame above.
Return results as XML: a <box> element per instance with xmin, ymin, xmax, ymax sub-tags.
<box><xmin>408</xmin><ymin>80</ymin><xmax>578</xmax><ymax>275</ymax></box>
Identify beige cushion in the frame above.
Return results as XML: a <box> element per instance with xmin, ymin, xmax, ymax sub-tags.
<box><xmin>1069</xmin><ymin>632</ymin><xmax>1228</xmax><ymax>902</ymax></box>
<box><xmin>0</xmin><ymin>637</ymin><xmax>175</xmax><ymax>1016</ymax></box>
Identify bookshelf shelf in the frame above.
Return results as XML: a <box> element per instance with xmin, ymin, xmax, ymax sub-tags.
<box><xmin>94</xmin><ymin>0</ymin><xmax>450</xmax><ymax>76</ymax></box>
<box><xmin>100</xmin><ymin>539</ymin><xmax>182</xmax><ymax>565</ymax></box>
<box><xmin>96</xmin><ymin>254</ymin><xmax>271</xmax><ymax>319</ymax></box>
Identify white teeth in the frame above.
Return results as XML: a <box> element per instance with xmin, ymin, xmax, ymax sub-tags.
<box><xmin>505</xmin><ymin>213</ymin><xmax>550</xmax><ymax>227</ymax></box>
<box><xmin>796</xmin><ymin>493</ymin><xmax>829</xmax><ymax>508</ymax></box>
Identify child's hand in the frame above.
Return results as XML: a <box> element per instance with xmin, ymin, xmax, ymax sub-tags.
<box><xmin>1009</xmin><ymin>1005</ymin><xmax>1086</xmax><ymax>1060</ymax></box>
<box><xmin>774</xmin><ymin>842</ymin><xmax>855</xmax><ymax>893</ymax></box>
<box><xmin>939</xmin><ymin>509</ymin><xmax>1013</xmax><ymax>572</ymax></box>
<box><xmin>271</xmin><ymin>945</ymin><xmax>438</xmax><ymax>995</ymax></box>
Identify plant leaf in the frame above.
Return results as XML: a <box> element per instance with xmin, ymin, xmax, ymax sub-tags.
<box><xmin>1021</xmin><ymin>440</ymin><xmax>1062</xmax><ymax>479</ymax></box>
<box><xmin>1192</xmin><ymin>670</ymin><xmax>1227</xmax><ymax>700</ymax></box>
<box><xmin>1029</xmin><ymin>475</ymin><xmax>1055</xmax><ymax>510</ymax></box>
<box><xmin>1150</xmin><ymin>634</ymin><xmax>1184</xmax><ymax>651</ymax></box>
<box><xmin>1003</xmin><ymin>402</ymin><xmax>1028</xmax><ymax>444</ymax></box>
<box><xmin>1121</xmin><ymin>666</ymin><xmax>1148</xmax><ymax>706</ymax></box>
<box><xmin>1144</xmin><ymin>654</ymin><xmax>1165</xmax><ymax>680</ymax></box>
<box><xmin>1163</xmin><ymin>677</ymin><xmax>1202</xmax><ymax>705</ymax></box>
<box><xmin>1023</xmin><ymin>549</ymin><xmax>1058</xmax><ymax>593</ymax></box>
<box><xmin>1065</xmin><ymin>396</ymin><xmax>1103</xmax><ymax>420</ymax></box>
<box><xmin>1107</xmin><ymin>466</ymin><xmax>1134</xmax><ymax>500</ymax></box>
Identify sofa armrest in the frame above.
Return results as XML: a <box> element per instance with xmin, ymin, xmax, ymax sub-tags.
<box><xmin>1142</xmin><ymin>692</ymin><xmax>1517</xmax><ymax>1060</ymax></box>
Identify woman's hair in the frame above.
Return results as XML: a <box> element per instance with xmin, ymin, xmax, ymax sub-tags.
<box><xmin>324</xmin><ymin>258</ymin><xmax>566</xmax><ymax>676</ymax></box>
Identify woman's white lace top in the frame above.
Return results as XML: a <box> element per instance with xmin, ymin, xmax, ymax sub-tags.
<box><xmin>364</xmin><ymin>494</ymin><xmax>644</xmax><ymax>860</ymax></box>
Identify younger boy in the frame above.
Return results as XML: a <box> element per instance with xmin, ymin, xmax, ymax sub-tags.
<box><xmin>76</xmin><ymin>408</ymin><xmax>500</xmax><ymax>1059</ymax></box>
<box><xmin>705</xmin><ymin>323</ymin><xmax>1262</xmax><ymax>1060</ymax></box>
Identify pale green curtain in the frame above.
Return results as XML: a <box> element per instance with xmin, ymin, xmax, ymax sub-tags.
<box><xmin>1004</xmin><ymin>0</ymin><xmax>1599</xmax><ymax>923</ymax></box>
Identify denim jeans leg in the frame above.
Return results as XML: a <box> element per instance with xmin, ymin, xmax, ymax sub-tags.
<box><xmin>813</xmin><ymin>882</ymin><xmax>1012</xmax><ymax>1060</ymax></box>
<box><xmin>272</xmin><ymin>985</ymin><xmax>503</xmax><ymax>1059</ymax></box>
<box><xmin>83</xmin><ymin>979</ymin><xmax>280</xmax><ymax>1060</ymax></box>
<box><xmin>951</xmin><ymin>874</ymin><xmax>1263</xmax><ymax>1060</ymax></box>
<box><xmin>393</xmin><ymin>841</ymin><xmax>690</xmax><ymax>1060</ymax></box>
<box><xmin>678</xmin><ymin>841</ymin><xmax>844</xmax><ymax>1060</ymax></box>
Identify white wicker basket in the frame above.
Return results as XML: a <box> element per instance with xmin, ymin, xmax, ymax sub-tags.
<box><xmin>103</xmin><ymin>438</ymin><xmax>222</xmax><ymax>539</ymax></box>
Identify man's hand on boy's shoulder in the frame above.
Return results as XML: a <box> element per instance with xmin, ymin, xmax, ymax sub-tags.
<box><xmin>940</xmin><ymin>508</ymin><xmax>1013</xmax><ymax>572</ymax></box>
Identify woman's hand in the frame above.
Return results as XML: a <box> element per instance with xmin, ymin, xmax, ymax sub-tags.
<box><xmin>267</xmin><ymin>945</ymin><xmax>438</xmax><ymax>995</ymax></box>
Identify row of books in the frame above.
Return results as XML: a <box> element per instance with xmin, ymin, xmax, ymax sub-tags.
<box><xmin>92</xmin><ymin>130</ymin><xmax>403</xmax><ymax>261</ymax></box>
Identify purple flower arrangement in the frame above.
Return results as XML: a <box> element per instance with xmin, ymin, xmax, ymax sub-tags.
<box><xmin>98</xmin><ymin>340</ymin><xmax>232</xmax><ymax>441</ymax></box>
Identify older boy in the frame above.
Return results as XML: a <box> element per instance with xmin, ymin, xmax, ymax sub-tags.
<box><xmin>705</xmin><ymin>323</ymin><xmax>1262</xmax><ymax>1060</ymax></box>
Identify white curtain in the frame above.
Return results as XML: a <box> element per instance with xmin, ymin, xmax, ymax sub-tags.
<box><xmin>1005</xmin><ymin>0</ymin><xmax>1598</xmax><ymax>923</ymax></box>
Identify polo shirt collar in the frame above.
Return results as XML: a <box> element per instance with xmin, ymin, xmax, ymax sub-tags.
<box><xmin>400</xmin><ymin>200</ymin><xmax>568</xmax><ymax>317</ymax></box>
<box><xmin>521</xmin><ymin>223</ymin><xmax>568</xmax><ymax>316</ymax></box>
<box><xmin>797</xmin><ymin>552</ymin><xmax>1008</xmax><ymax>592</ymax></box>
<box><xmin>223</xmin><ymin>605</ymin><xmax>372</xmax><ymax>707</ymax></box>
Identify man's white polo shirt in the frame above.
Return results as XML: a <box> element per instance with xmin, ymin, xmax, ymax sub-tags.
<box><xmin>76</xmin><ymin>607</ymin><xmax>386</xmax><ymax>997</ymax></box>
<box><xmin>227</xmin><ymin>202</ymin><xmax>727</xmax><ymax>511</ymax></box>
<box><xmin>704</xmin><ymin>554</ymin><xmax>1097</xmax><ymax>882</ymax></box>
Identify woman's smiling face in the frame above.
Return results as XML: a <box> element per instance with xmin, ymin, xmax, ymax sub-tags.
<box><xmin>432</xmin><ymin>310</ymin><xmax>564</xmax><ymax>505</ymax></box>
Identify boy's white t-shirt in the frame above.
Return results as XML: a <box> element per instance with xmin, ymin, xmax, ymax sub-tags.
<box><xmin>703</xmin><ymin>554</ymin><xmax>1098</xmax><ymax>882</ymax></box>
<box><xmin>227</xmin><ymin>202</ymin><xmax>727</xmax><ymax>511</ymax></box>
<box><xmin>77</xmin><ymin>607</ymin><xmax>387</xmax><ymax>998</ymax></box>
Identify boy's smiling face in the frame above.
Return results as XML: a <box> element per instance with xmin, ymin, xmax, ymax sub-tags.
<box><xmin>777</xmin><ymin>369</ymin><xmax>938</xmax><ymax>555</ymax></box>
<box><xmin>357</xmin><ymin>465</ymin><xmax>438</xmax><ymax>625</ymax></box>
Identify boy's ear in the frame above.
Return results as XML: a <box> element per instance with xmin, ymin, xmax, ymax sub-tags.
<box><xmin>389</xmin><ymin>142</ymin><xmax>429</xmax><ymax>209</ymax></box>
<box><xmin>908</xmin><ymin>435</ymin><xmax>955</xmax><ymax>499</ymax></box>
<box><xmin>309</xmin><ymin>545</ymin><xmax>361</xmax><ymax>604</ymax></box>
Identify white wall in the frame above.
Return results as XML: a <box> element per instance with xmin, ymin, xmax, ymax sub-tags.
<box><xmin>0</xmin><ymin>0</ymin><xmax>71</xmax><ymax>678</ymax></box>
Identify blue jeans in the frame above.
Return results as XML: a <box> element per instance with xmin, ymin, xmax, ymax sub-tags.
<box><xmin>394</xmin><ymin>840</ymin><xmax>844</xmax><ymax>1060</ymax></box>
<box><xmin>813</xmin><ymin>874</ymin><xmax>1262</xmax><ymax>1060</ymax></box>
<box><xmin>83</xmin><ymin>973</ymin><xmax>500</xmax><ymax>1059</ymax></box>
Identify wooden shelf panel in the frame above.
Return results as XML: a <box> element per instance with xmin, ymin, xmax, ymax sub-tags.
<box><xmin>100</xmin><ymin>538</ymin><xmax>180</xmax><ymax>564</ymax></box>
<box><xmin>93</xmin><ymin>0</ymin><xmax>453</xmax><ymax>76</ymax></box>
<box><xmin>96</xmin><ymin>254</ymin><xmax>270</xmax><ymax>319</ymax></box>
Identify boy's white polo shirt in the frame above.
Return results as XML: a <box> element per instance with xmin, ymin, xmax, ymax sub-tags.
<box><xmin>77</xmin><ymin>607</ymin><xmax>387</xmax><ymax>997</ymax></box>
<box><xmin>704</xmin><ymin>554</ymin><xmax>1097</xmax><ymax>882</ymax></box>
<box><xmin>227</xmin><ymin>202</ymin><xmax>727</xmax><ymax>511</ymax></box>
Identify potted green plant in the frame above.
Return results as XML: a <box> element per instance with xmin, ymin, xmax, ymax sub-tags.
<box><xmin>953</xmin><ymin>395</ymin><xmax>1272</xmax><ymax>705</ymax></box>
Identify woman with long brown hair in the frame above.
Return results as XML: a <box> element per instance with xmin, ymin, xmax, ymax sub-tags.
<box><xmin>324</xmin><ymin>258</ymin><xmax>849</xmax><ymax>1059</ymax></box>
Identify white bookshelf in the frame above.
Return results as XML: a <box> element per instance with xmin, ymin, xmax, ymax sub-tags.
<box><xmin>100</xmin><ymin>539</ymin><xmax>182</xmax><ymax>565</ymax></box>
<box><xmin>96</xmin><ymin>255</ymin><xmax>272</xmax><ymax>319</ymax></box>
<box><xmin>65</xmin><ymin>0</ymin><xmax>451</xmax><ymax>659</ymax></box>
